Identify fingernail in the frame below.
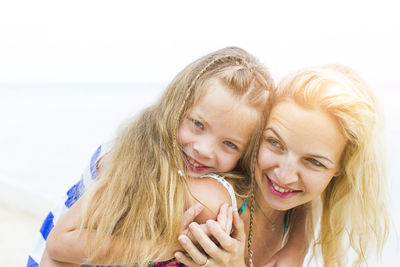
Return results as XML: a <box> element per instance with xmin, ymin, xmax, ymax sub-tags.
<box><xmin>178</xmin><ymin>235</ymin><xmax>187</xmax><ymax>244</ymax></box>
<box><xmin>195</xmin><ymin>203</ymin><xmax>203</xmax><ymax>212</ymax></box>
<box><xmin>189</xmin><ymin>222</ymin><xmax>199</xmax><ymax>230</ymax></box>
<box><xmin>207</xmin><ymin>220</ymin><xmax>216</xmax><ymax>228</ymax></box>
<box><xmin>175</xmin><ymin>252</ymin><xmax>182</xmax><ymax>260</ymax></box>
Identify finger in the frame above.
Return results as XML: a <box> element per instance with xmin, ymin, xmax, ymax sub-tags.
<box><xmin>174</xmin><ymin>251</ymin><xmax>201</xmax><ymax>267</ymax></box>
<box><xmin>185</xmin><ymin>223</ymin><xmax>210</xmax><ymax>244</ymax></box>
<box><xmin>216</xmin><ymin>203</ymin><xmax>228</xmax><ymax>233</ymax></box>
<box><xmin>232</xmin><ymin>210</ymin><xmax>246</xmax><ymax>242</ymax></box>
<box><xmin>225</xmin><ymin>206</ymin><xmax>233</xmax><ymax>234</ymax></box>
<box><xmin>180</xmin><ymin>203</ymin><xmax>204</xmax><ymax>232</ymax></box>
<box><xmin>189</xmin><ymin>222</ymin><xmax>223</xmax><ymax>260</ymax></box>
<box><xmin>178</xmin><ymin>234</ymin><xmax>208</xmax><ymax>265</ymax></box>
<box><xmin>206</xmin><ymin>219</ymin><xmax>236</xmax><ymax>252</ymax></box>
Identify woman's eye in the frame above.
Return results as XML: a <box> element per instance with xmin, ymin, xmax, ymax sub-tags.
<box><xmin>307</xmin><ymin>158</ymin><xmax>325</xmax><ymax>168</ymax></box>
<box><xmin>192</xmin><ymin>119</ymin><xmax>204</xmax><ymax>130</ymax></box>
<box><xmin>267</xmin><ymin>138</ymin><xmax>282</xmax><ymax>149</ymax></box>
<box><xmin>223</xmin><ymin>141</ymin><xmax>238</xmax><ymax>150</ymax></box>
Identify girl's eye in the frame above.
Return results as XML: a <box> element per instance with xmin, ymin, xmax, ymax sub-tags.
<box><xmin>223</xmin><ymin>141</ymin><xmax>238</xmax><ymax>150</ymax></box>
<box><xmin>307</xmin><ymin>158</ymin><xmax>326</xmax><ymax>168</ymax></box>
<box><xmin>192</xmin><ymin>119</ymin><xmax>204</xmax><ymax>130</ymax></box>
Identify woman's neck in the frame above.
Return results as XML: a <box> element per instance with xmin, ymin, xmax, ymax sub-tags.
<box><xmin>254</xmin><ymin>188</ymin><xmax>285</xmax><ymax>226</ymax></box>
<box><xmin>244</xmin><ymin>188</ymin><xmax>287</xmax><ymax>266</ymax></box>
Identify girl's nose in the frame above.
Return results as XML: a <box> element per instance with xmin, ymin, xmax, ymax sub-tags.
<box><xmin>192</xmin><ymin>139</ymin><xmax>214</xmax><ymax>160</ymax></box>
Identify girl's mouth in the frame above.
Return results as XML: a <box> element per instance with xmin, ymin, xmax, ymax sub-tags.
<box><xmin>184</xmin><ymin>153</ymin><xmax>211</xmax><ymax>172</ymax></box>
<box><xmin>265</xmin><ymin>174</ymin><xmax>301</xmax><ymax>199</ymax></box>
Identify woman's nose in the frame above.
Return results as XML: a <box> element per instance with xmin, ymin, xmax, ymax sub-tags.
<box><xmin>274</xmin><ymin>155</ymin><xmax>299</xmax><ymax>185</ymax></box>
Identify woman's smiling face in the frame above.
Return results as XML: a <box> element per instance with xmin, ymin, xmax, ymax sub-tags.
<box><xmin>256</xmin><ymin>100</ymin><xmax>347</xmax><ymax>210</ymax></box>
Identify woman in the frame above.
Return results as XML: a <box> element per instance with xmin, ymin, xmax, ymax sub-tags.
<box><xmin>175</xmin><ymin>65</ymin><xmax>390</xmax><ymax>267</ymax></box>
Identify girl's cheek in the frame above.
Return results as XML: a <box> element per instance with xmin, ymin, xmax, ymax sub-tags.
<box><xmin>220</xmin><ymin>155</ymin><xmax>240</xmax><ymax>172</ymax></box>
<box><xmin>177</xmin><ymin>125</ymin><xmax>189</xmax><ymax>145</ymax></box>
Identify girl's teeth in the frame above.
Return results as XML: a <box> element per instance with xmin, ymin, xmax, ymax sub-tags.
<box><xmin>188</xmin><ymin>157</ymin><xmax>203</xmax><ymax>167</ymax></box>
<box><xmin>272</xmin><ymin>183</ymin><xmax>293</xmax><ymax>193</ymax></box>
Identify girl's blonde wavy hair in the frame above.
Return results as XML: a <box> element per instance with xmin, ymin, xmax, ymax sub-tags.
<box><xmin>273</xmin><ymin>65</ymin><xmax>389</xmax><ymax>266</ymax></box>
<box><xmin>81</xmin><ymin>47</ymin><xmax>273</xmax><ymax>266</ymax></box>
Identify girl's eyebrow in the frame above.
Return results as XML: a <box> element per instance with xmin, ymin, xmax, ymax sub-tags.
<box><xmin>190</xmin><ymin>111</ymin><xmax>207</xmax><ymax>123</ymax></box>
<box><xmin>265</xmin><ymin>127</ymin><xmax>334</xmax><ymax>165</ymax></box>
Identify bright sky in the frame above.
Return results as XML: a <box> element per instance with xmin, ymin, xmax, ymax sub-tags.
<box><xmin>0</xmin><ymin>0</ymin><xmax>399</xmax><ymax>86</ymax></box>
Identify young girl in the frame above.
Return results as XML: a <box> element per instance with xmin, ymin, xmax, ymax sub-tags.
<box><xmin>29</xmin><ymin>47</ymin><xmax>307</xmax><ymax>267</ymax></box>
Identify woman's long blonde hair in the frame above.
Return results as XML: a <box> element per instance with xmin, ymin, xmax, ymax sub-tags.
<box><xmin>274</xmin><ymin>65</ymin><xmax>389</xmax><ymax>266</ymax></box>
<box><xmin>81</xmin><ymin>47</ymin><xmax>273</xmax><ymax>265</ymax></box>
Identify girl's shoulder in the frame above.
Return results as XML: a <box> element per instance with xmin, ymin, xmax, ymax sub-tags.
<box><xmin>187</xmin><ymin>174</ymin><xmax>236</xmax><ymax>224</ymax></box>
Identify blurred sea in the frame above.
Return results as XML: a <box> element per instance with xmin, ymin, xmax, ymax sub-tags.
<box><xmin>0</xmin><ymin>83</ymin><xmax>399</xmax><ymax>265</ymax></box>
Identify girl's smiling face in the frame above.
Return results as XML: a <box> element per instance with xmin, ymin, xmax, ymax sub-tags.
<box><xmin>256</xmin><ymin>100</ymin><xmax>347</xmax><ymax>210</ymax></box>
<box><xmin>177</xmin><ymin>78</ymin><xmax>259</xmax><ymax>178</ymax></box>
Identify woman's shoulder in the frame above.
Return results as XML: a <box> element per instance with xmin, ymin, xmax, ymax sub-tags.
<box><xmin>187</xmin><ymin>174</ymin><xmax>236</xmax><ymax>224</ymax></box>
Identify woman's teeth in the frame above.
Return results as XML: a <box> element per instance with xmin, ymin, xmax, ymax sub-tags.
<box><xmin>272</xmin><ymin>183</ymin><xmax>294</xmax><ymax>193</ymax></box>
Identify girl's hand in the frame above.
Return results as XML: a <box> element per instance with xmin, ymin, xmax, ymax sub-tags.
<box><xmin>175</xmin><ymin>210</ymin><xmax>247</xmax><ymax>267</ymax></box>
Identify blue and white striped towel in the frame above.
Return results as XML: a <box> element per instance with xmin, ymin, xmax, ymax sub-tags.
<box><xmin>27</xmin><ymin>142</ymin><xmax>113</xmax><ymax>267</ymax></box>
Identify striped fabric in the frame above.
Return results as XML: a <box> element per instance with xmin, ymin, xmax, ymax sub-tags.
<box><xmin>26</xmin><ymin>143</ymin><xmax>112</xmax><ymax>267</ymax></box>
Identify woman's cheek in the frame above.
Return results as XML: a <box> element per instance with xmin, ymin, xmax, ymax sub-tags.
<box><xmin>257</xmin><ymin>145</ymin><xmax>274</xmax><ymax>170</ymax></box>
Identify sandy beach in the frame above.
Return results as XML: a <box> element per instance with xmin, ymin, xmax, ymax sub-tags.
<box><xmin>0</xmin><ymin>182</ymin><xmax>51</xmax><ymax>266</ymax></box>
<box><xmin>0</xmin><ymin>206</ymin><xmax>43</xmax><ymax>266</ymax></box>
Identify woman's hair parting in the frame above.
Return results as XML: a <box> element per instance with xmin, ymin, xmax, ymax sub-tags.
<box><xmin>81</xmin><ymin>47</ymin><xmax>273</xmax><ymax>265</ymax></box>
<box><xmin>274</xmin><ymin>65</ymin><xmax>389</xmax><ymax>267</ymax></box>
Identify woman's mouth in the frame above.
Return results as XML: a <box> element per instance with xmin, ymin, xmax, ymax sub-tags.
<box><xmin>265</xmin><ymin>175</ymin><xmax>300</xmax><ymax>199</ymax></box>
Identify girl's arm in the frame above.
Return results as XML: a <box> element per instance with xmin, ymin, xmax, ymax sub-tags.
<box><xmin>45</xmin><ymin>194</ymin><xmax>130</xmax><ymax>265</ymax></box>
<box><xmin>45</xmin><ymin>177</ymin><xmax>233</xmax><ymax>265</ymax></box>
<box><xmin>40</xmin><ymin>250</ymin><xmax>79</xmax><ymax>267</ymax></box>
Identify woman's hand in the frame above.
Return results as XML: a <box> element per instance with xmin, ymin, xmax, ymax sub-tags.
<box><xmin>175</xmin><ymin>209</ymin><xmax>247</xmax><ymax>267</ymax></box>
<box><xmin>180</xmin><ymin>203</ymin><xmax>233</xmax><ymax>243</ymax></box>
<box><xmin>180</xmin><ymin>202</ymin><xmax>205</xmax><ymax>233</ymax></box>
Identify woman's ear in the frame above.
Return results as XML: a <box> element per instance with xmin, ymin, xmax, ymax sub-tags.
<box><xmin>334</xmin><ymin>167</ymin><xmax>344</xmax><ymax>177</ymax></box>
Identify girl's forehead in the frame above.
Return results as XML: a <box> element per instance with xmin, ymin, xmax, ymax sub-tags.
<box><xmin>194</xmin><ymin>77</ymin><xmax>222</xmax><ymax>98</ymax></box>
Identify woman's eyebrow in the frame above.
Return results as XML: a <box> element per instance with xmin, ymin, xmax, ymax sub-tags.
<box><xmin>264</xmin><ymin>127</ymin><xmax>282</xmax><ymax>140</ymax></box>
<box><xmin>266</xmin><ymin>127</ymin><xmax>334</xmax><ymax>165</ymax></box>
<box><xmin>308</xmin><ymin>154</ymin><xmax>334</xmax><ymax>164</ymax></box>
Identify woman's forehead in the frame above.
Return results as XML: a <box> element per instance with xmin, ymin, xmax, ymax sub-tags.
<box><xmin>267</xmin><ymin>100</ymin><xmax>346</xmax><ymax>162</ymax></box>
